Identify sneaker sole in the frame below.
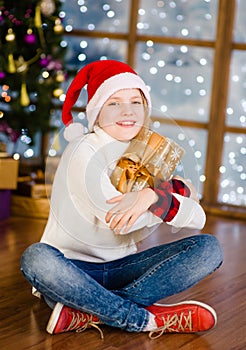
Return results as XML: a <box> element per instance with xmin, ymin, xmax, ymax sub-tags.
<box><xmin>46</xmin><ymin>302</ymin><xmax>64</xmax><ymax>334</ymax></box>
<box><xmin>152</xmin><ymin>300</ymin><xmax>217</xmax><ymax>328</ymax></box>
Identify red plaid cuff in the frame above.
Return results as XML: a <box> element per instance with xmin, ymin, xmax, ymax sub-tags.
<box><xmin>149</xmin><ymin>179</ymin><xmax>191</xmax><ymax>222</ymax></box>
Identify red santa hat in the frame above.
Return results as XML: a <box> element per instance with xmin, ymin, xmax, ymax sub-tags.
<box><xmin>62</xmin><ymin>60</ymin><xmax>151</xmax><ymax>141</ymax></box>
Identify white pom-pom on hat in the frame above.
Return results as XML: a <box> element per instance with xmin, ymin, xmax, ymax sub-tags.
<box><xmin>63</xmin><ymin>123</ymin><xmax>85</xmax><ymax>142</ymax></box>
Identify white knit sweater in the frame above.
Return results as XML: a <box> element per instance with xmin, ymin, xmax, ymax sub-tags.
<box><xmin>40</xmin><ymin>127</ymin><xmax>205</xmax><ymax>263</ymax></box>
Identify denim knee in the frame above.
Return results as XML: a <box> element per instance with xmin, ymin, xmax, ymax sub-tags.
<box><xmin>20</xmin><ymin>242</ymin><xmax>56</xmax><ymax>284</ymax></box>
<box><xmin>197</xmin><ymin>234</ymin><xmax>223</xmax><ymax>272</ymax></box>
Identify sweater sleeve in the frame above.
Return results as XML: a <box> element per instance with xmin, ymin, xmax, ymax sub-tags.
<box><xmin>149</xmin><ymin>179</ymin><xmax>206</xmax><ymax>230</ymax></box>
<box><xmin>166</xmin><ymin>193</ymin><xmax>206</xmax><ymax>230</ymax></box>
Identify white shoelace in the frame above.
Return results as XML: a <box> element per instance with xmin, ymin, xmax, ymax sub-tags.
<box><xmin>149</xmin><ymin>311</ymin><xmax>192</xmax><ymax>339</ymax></box>
<box><xmin>64</xmin><ymin>312</ymin><xmax>104</xmax><ymax>339</ymax></box>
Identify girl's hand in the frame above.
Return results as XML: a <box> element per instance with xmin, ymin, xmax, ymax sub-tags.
<box><xmin>105</xmin><ymin>188</ymin><xmax>158</xmax><ymax>234</ymax></box>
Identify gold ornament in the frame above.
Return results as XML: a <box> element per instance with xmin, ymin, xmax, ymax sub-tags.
<box><xmin>40</xmin><ymin>0</ymin><xmax>55</xmax><ymax>16</ymax></box>
<box><xmin>56</xmin><ymin>71</ymin><xmax>65</xmax><ymax>82</ymax></box>
<box><xmin>54</xmin><ymin>18</ymin><xmax>64</xmax><ymax>34</ymax></box>
<box><xmin>7</xmin><ymin>54</ymin><xmax>16</xmax><ymax>73</ymax></box>
<box><xmin>5</xmin><ymin>28</ymin><xmax>15</xmax><ymax>42</ymax></box>
<box><xmin>34</xmin><ymin>4</ymin><xmax>46</xmax><ymax>48</ymax></box>
<box><xmin>0</xmin><ymin>111</ymin><xmax>4</xmax><ymax>118</ymax></box>
<box><xmin>16</xmin><ymin>56</ymin><xmax>28</xmax><ymax>73</ymax></box>
<box><xmin>53</xmin><ymin>88</ymin><xmax>63</xmax><ymax>98</ymax></box>
<box><xmin>34</xmin><ymin>4</ymin><xmax>42</xmax><ymax>28</ymax></box>
<box><xmin>20</xmin><ymin>83</ymin><xmax>30</xmax><ymax>106</ymax></box>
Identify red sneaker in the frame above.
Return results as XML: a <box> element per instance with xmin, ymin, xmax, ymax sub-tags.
<box><xmin>146</xmin><ymin>300</ymin><xmax>217</xmax><ymax>339</ymax></box>
<box><xmin>46</xmin><ymin>303</ymin><xmax>103</xmax><ymax>338</ymax></box>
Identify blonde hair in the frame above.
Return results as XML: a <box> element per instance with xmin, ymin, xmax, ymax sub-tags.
<box><xmin>139</xmin><ymin>89</ymin><xmax>151</xmax><ymax>128</ymax></box>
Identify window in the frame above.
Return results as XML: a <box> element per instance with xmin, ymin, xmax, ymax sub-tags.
<box><xmin>52</xmin><ymin>0</ymin><xmax>245</xmax><ymax>218</ymax></box>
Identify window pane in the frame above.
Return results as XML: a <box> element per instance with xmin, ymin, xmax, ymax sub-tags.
<box><xmin>234</xmin><ymin>0</ymin><xmax>246</xmax><ymax>42</ymax></box>
<box><xmin>61</xmin><ymin>0</ymin><xmax>130</xmax><ymax>32</ymax></box>
<box><xmin>152</xmin><ymin>122</ymin><xmax>207</xmax><ymax>197</ymax></box>
<box><xmin>138</xmin><ymin>0</ymin><xmax>218</xmax><ymax>39</ymax></box>
<box><xmin>218</xmin><ymin>133</ymin><xmax>246</xmax><ymax>206</ymax></box>
<box><xmin>136</xmin><ymin>43</ymin><xmax>214</xmax><ymax>122</ymax></box>
<box><xmin>226</xmin><ymin>50</ymin><xmax>246</xmax><ymax>128</ymax></box>
<box><xmin>63</xmin><ymin>36</ymin><xmax>127</xmax><ymax>71</ymax></box>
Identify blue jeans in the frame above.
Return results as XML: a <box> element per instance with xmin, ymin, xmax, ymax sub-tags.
<box><xmin>20</xmin><ymin>234</ymin><xmax>223</xmax><ymax>332</ymax></box>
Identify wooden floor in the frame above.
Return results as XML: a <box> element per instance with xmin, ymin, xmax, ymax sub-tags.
<box><xmin>0</xmin><ymin>213</ymin><xmax>246</xmax><ymax>350</ymax></box>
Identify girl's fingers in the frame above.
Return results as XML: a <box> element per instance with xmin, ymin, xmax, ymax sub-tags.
<box><xmin>106</xmin><ymin>194</ymin><xmax>125</xmax><ymax>204</ymax></box>
<box><xmin>122</xmin><ymin>214</ymin><xmax>139</xmax><ymax>234</ymax></box>
<box><xmin>105</xmin><ymin>211</ymin><xmax>112</xmax><ymax>223</ymax></box>
<box><xmin>110</xmin><ymin>213</ymin><xmax>128</xmax><ymax>233</ymax></box>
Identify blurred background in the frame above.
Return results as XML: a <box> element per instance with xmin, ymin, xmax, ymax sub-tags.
<box><xmin>0</xmin><ymin>0</ymin><xmax>245</xmax><ymax>219</ymax></box>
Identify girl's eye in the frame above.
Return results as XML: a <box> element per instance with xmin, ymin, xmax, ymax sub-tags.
<box><xmin>106</xmin><ymin>100</ymin><xmax>142</xmax><ymax>106</ymax></box>
<box><xmin>107</xmin><ymin>101</ymin><xmax>119</xmax><ymax>106</ymax></box>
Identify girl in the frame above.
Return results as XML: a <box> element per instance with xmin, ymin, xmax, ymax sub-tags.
<box><xmin>21</xmin><ymin>60</ymin><xmax>223</xmax><ymax>339</ymax></box>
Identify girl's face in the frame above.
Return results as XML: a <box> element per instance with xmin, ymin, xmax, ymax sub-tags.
<box><xmin>98</xmin><ymin>89</ymin><xmax>147</xmax><ymax>141</ymax></box>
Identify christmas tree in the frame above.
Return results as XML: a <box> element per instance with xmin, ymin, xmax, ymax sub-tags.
<box><xmin>0</xmin><ymin>0</ymin><xmax>67</xmax><ymax>150</ymax></box>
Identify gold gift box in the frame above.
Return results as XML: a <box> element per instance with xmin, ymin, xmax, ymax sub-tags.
<box><xmin>0</xmin><ymin>158</ymin><xmax>19</xmax><ymax>190</ymax></box>
<box><xmin>11</xmin><ymin>195</ymin><xmax>49</xmax><ymax>219</ymax></box>
<box><xmin>111</xmin><ymin>128</ymin><xmax>185</xmax><ymax>193</ymax></box>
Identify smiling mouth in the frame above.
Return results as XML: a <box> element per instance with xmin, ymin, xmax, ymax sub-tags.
<box><xmin>116</xmin><ymin>120</ymin><xmax>136</xmax><ymax>127</ymax></box>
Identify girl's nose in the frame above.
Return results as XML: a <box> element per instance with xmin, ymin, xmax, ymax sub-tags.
<box><xmin>121</xmin><ymin>102</ymin><xmax>133</xmax><ymax>115</ymax></box>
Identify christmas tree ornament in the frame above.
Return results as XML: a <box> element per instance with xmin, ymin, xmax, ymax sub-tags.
<box><xmin>39</xmin><ymin>55</ymin><xmax>49</xmax><ymax>67</ymax></box>
<box><xmin>7</xmin><ymin>54</ymin><xmax>16</xmax><ymax>73</ymax></box>
<box><xmin>56</xmin><ymin>70</ymin><xmax>65</xmax><ymax>82</ymax></box>
<box><xmin>20</xmin><ymin>82</ymin><xmax>30</xmax><ymax>106</ymax></box>
<box><xmin>24</xmin><ymin>29</ymin><xmax>36</xmax><ymax>44</ymax></box>
<box><xmin>4</xmin><ymin>95</ymin><xmax>11</xmax><ymax>103</ymax></box>
<box><xmin>5</xmin><ymin>28</ymin><xmax>15</xmax><ymax>42</ymax></box>
<box><xmin>53</xmin><ymin>88</ymin><xmax>63</xmax><ymax>98</ymax></box>
<box><xmin>34</xmin><ymin>4</ymin><xmax>42</xmax><ymax>28</ymax></box>
<box><xmin>40</xmin><ymin>0</ymin><xmax>56</xmax><ymax>16</ymax></box>
<box><xmin>34</xmin><ymin>4</ymin><xmax>46</xmax><ymax>48</ymax></box>
<box><xmin>16</xmin><ymin>56</ymin><xmax>28</xmax><ymax>73</ymax></box>
<box><xmin>3</xmin><ymin>85</ymin><xmax>9</xmax><ymax>91</ymax></box>
<box><xmin>0</xmin><ymin>72</ymin><xmax>6</xmax><ymax>79</ymax></box>
<box><xmin>53</xmin><ymin>18</ymin><xmax>64</xmax><ymax>34</ymax></box>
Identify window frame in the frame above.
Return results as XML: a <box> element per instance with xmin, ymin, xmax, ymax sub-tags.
<box><xmin>64</xmin><ymin>0</ymin><xmax>245</xmax><ymax>219</ymax></box>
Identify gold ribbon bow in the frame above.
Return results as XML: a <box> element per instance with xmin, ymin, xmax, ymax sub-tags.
<box><xmin>110</xmin><ymin>128</ymin><xmax>185</xmax><ymax>194</ymax></box>
<box><xmin>116</xmin><ymin>157</ymin><xmax>154</xmax><ymax>193</ymax></box>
